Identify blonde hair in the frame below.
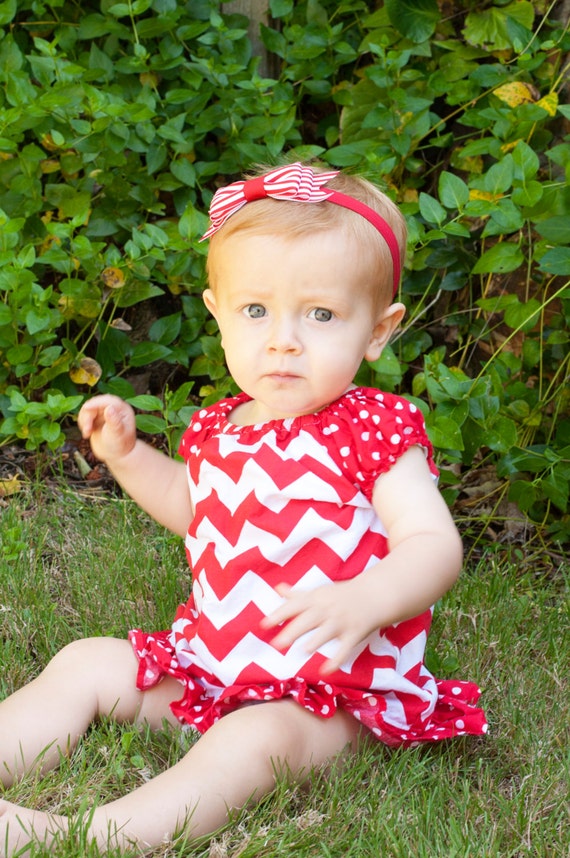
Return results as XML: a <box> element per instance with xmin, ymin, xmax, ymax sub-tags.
<box><xmin>206</xmin><ymin>163</ymin><xmax>407</xmax><ymax>304</ymax></box>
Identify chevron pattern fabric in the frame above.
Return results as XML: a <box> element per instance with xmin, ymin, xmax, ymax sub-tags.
<box><xmin>129</xmin><ymin>388</ymin><xmax>487</xmax><ymax>745</ymax></box>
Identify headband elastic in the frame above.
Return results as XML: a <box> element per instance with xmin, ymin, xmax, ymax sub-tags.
<box><xmin>201</xmin><ymin>163</ymin><xmax>401</xmax><ymax>295</ymax></box>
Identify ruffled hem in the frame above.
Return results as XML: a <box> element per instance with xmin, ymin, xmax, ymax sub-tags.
<box><xmin>129</xmin><ymin>630</ymin><xmax>488</xmax><ymax>746</ymax></box>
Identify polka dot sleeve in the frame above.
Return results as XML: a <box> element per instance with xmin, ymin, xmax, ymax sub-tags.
<box><xmin>324</xmin><ymin>389</ymin><xmax>438</xmax><ymax>503</ymax></box>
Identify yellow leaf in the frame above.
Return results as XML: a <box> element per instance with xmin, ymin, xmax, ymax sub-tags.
<box><xmin>101</xmin><ymin>267</ymin><xmax>125</xmax><ymax>289</ymax></box>
<box><xmin>402</xmin><ymin>187</ymin><xmax>418</xmax><ymax>203</ymax></box>
<box><xmin>536</xmin><ymin>91</ymin><xmax>558</xmax><ymax>116</ymax></box>
<box><xmin>69</xmin><ymin>357</ymin><xmax>102</xmax><ymax>387</ymax></box>
<box><xmin>0</xmin><ymin>475</ymin><xmax>22</xmax><ymax>498</ymax></box>
<box><xmin>493</xmin><ymin>82</ymin><xmax>535</xmax><ymax>107</ymax></box>
<box><xmin>40</xmin><ymin>133</ymin><xmax>61</xmax><ymax>152</ymax></box>
<box><xmin>469</xmin><ymin>189</ymin><xmax>502</xmax><ymax>202</ymax></box>
<box><xmin>41</xmin><ymin>159</ymin><xmax>60</xmax><ymax>174</ymax></box>
<box><xmin>167</xmin><ymin>279</ymin><xmax>184</xmax><ymax>296</ymax></box>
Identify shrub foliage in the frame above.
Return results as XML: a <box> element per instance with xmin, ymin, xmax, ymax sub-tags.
<box><xmin>0</xmin><ymin>0</ymin><xmax>568</xmax><ymax>542</ymax></box>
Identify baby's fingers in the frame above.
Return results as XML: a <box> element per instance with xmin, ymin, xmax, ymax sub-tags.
<box><xmin>319</xmin><ymin>639</ymin><xmax>357</xmax><ymax>675</ymax></box>
<box><xmin>78</xmin><ymin>395</ymin><xmax>118</xmax><ymax>437</ymax></box>
<box><xmin>266</xmin><ymin>609</ymin><xmax>318</xmax><ymax>651</ymax></box>
<box><xmin>261</xmin><ymin>583</ymin><xmax>297</xmax><ymax>630</ymax></box>
<box><xmin>77</xmin><ymin>402</ymin><xmax>100</xmax><ymax>437</ymax></box>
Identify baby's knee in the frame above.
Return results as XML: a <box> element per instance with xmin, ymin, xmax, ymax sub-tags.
<box><xmin>218</xmin><ymin>700</ymin><xmax>311</xmax><ymax>777</ymax></box>
<box><xmin>45</xmin><ymin>636</ymin><xmax>128</xmax><ymax>680</ymax></box>
<box><xmin>46</xmin><ymin>637</ymin><xmax>101</xmax><ymax>672</ymax></box>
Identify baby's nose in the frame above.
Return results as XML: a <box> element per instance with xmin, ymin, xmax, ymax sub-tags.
<box><xmin>267</xmin><ymin>317</ymin><xmax>302</xmax><ymax>353</ymax></box>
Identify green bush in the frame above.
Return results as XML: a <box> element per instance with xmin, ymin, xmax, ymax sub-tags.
<box><xmin>0</xmin><ymin>0</ymin><xmax>568</xmax><ymax>542</ymax></box>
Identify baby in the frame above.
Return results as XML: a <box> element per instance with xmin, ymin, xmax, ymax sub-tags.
<box><xmin>0</xmin><ymin>162</ymin><xmax>487</xmax><ymax>855</ymax></box>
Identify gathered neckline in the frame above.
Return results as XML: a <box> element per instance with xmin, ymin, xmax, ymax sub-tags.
<box><xmin>213</xmin><ymin>387</ymin><xmax>388</xmax><ymax>435</ymax></box>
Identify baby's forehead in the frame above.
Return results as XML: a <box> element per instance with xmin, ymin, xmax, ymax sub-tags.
<box><xmin>206</xmin><ymin>202</ymin><xmax>395</xmax><ymax>303</ymax></box>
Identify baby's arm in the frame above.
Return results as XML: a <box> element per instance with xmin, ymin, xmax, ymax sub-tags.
<box><xmin>264</xmin><ymin>445</ymin><xmax>462</xmax><ymax>673</ymax></box>
<box><xmin>78</xmin><ymin>395</ymin><xmax>192</xmax><ymax>538</ymax></box>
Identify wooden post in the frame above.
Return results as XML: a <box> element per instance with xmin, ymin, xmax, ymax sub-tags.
<box><xmin>222</xmin><ymin>0</ymin><xmax>278</xmax><ymax>77</ymax></box>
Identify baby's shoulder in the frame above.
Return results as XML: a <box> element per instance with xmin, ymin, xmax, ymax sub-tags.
<box><xmin>317</xmin><ymin>388</ymin><xmax>435</xmax><ymax>499</ymax></box>
<box><xmin>329</xmin><ymin>387</ymin><xmax>425</xmax><ymax>428</ymax></box>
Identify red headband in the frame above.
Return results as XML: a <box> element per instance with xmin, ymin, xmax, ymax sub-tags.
<box><xmin>201</xmin><ymin>163</ymin><xmax>402</xmax><ymax>295</ymax></box>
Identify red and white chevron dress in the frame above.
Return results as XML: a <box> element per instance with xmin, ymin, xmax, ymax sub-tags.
<box><xmin>129</xmin><ymin>388</ymin><xmax>487</xmax><ymax>746</ymax></box>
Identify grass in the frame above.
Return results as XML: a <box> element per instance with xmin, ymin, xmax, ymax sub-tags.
<box><xmin>1</xmin><ymin>483</ymin><xmax>568</xmax><ymax>857</ymax></box>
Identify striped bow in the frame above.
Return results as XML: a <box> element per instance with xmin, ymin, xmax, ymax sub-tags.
<box><xmin>201</xmin><ymin>162</ymin><xmax>402</xmax><ymax>294</ymax></box>
<box><xmin>202</xmin><ymin>163</ymin><xmax>340</xmax><ymax>240</ymax></box>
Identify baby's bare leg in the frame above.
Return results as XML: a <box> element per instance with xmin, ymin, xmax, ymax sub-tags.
<box><xmin>0</xmin><ymin>637</ymin><xmax>180</xmax><ymax>785</ymax></box>
<box><xmin>0</xmin><ymin>699</ymin><xmax>364</xmax><ymax>855</ymax></box>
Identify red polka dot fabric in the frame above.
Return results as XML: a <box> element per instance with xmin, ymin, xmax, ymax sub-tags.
<box><xmin>130</xmin><ymin>388</ymin><xmax>487</xmax><ymax>745</ymax></box>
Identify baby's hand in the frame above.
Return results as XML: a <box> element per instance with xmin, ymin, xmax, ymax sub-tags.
<box><xmin>78</xmin><ymin>395</ymin><xmax>137</xmax><ymax>464</ymax></box>
<box><xmin>262</xmin><ymin>579</ymin><xmax>377</xmax><ymax>675</ymax></box>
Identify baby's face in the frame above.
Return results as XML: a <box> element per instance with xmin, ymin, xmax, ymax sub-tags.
<box><xmin>203</xmin><ymin>229</ymin><xmax>394</xmax><ymax>424</ymax></box>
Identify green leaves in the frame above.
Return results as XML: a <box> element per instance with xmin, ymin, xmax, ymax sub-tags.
<box><xmin>472</xmin><ymin>243</ymin><xmax>525</xmax><ymax>275</ymax></box>
<box><xmin>464</xmin><ymin>2</ymin><xmax>535</xmax><ymax>51</ymax></box>
<box><xmin>385</xmin><ymin>0</ymin><xmax>440</xmax><ymax>42</ymax></box>
<box><xmin>438</xmin><ymin>172</ymin><xmax>470</xmax><ymax>211</ymax></box>
<box><xmin>0</xmin><ymin>0</ymin><xmax>301</xmax><ymax>431</ymax></box>
<box><xmin>0</xmin><ymin>0</ymin><xmax>567</xmax><ymax>542</ymax></box>
<box><xmin>0</xmin><ymin>0</ymin><xmax>16</xmax><ymax>26</ymax></box>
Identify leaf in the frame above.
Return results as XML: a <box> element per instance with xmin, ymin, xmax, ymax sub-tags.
<box><xmin>511</xmin><ymin>140</ymin><xmax>539</xmax><ymax>180</ymax></box>
<box><xmin>464</xmin><ymin>2</ymin><xmax>534</xmax><ymax>51</ymax></box>
<box><xmin>307</xmin><ymin>0</ymin><xmax>328</xmax><ymax>27</ymax></box>
<box><xmin>135</xmin><ymin>414</ymin><xmax>167</xmax><ymax>434</ymax></box>
<box><xmin>26</xmin><ymin>309</ymin><xmax>51</xmax><ymax>335</ymax></box>
<box><xmin>0</xmin><ymin>0</ymin><xmax>17</xmax><ymax>26</ymax></box>
<box><xmin>438</xmin><ymin>171</ymin><xmax>469</xmax><ymax>210</ymax></box>
<box><xmin>129</xmin><ymin>342</ymin><xmax>172</xmax><ymax>368</ymax></box>
<box><xmin>69</xmin><ymin>357</ymin><xmax>102</xmax><ymax>386</ymax></box>
<box><xmin>114</xmin><ymin>282</ymin><xmax>164</xmax><ymax>309</ymax></box>
<box><xmin>41</xmin><ymin>421</ymin><xmax>63</xmax><ymax>444</ymax></box>
<box><xmin>482</xmin><ymin>157</ymin><xmax>514</xmax><ymax>195</ymax></box>
<box><xmin>498</xmin><ymin>447</ymin><xmax>548</xmax><ymax>477</ymax></box>
<box><xmin>538</xmin><ymin>247</ymin><xmax>570</xmax><ymax>276</ymax></box>
<box><xmin>485</xmin><ymin>199</ymin><xmax>524</xmax><ymax>234</ymax></box>
<box><xmin>511</xmin><ymin>181</ymin><xmax>543</xmax><ymax>208</ymax></box>
<box><xmin>385</xmin><ymin>0</ymin><xmax>440</xmax><ymax>42</ymax></box>
<box><xmin>539</xmin><ymin>470</ymin><xmax>568</xmax><ymax>512</ymax></box>
<box><xmin>269</xmin><ymin>0</ymin><xmax>294</xmax><ymax>16</ymax></box>
<box><xmin>149</xmin><ymin>313</ymin><xmax>181</xmax><ymax>345</ymax></box>
<box><xmin>508</xmin><ymin>479</ymin><xmax>537</xmax><ymax>513</ymax></box>
<box><xmin>425</xmin><ymin>414</ymin><xmax>464</xmax><ymax>451</ymax></box>
<box><xmin>484</xmin><ymin>416</ymin><xmax>518</xmax><ymax>453</ymax></box>
<box><xmin>419</xmin><ymin>193</ymin><xmax>446</xmax><ymax>226</ymax></box>
<box><xmin>536</xmin><ymin>92</ymin><xmax>558</xmax><ymax>116</ymax></box>
<box><xmin>472</xmin><ymin>242</ymin><xmax>524</xmax><ymax>274</ymax></box>
<box><xmin>101</xmin><ymin>267</ymin><xmax>125</xmax><ymax>289</ymax></box>
<box><xmin>127</xmin><ymin>394</ymin><xmax>163</xmax><ymax>411</ymax></box>
<box><xmin>0</xmin><ymin>474</ymin><xmax>22</xmax><ymax>498</ymax></box>
<box><xmin>493</xmin><ymin>82</ymin><xmax>535</xmax><ymax>107</ymax></box>
<box><xmin>534</xmin><ymin>217</ymin><xmax>570</xmax><ymax>244</ymax></box>
<box><xmin>179</xmin><ymin>204</ymin><xmax>208</xmax><ymax>240</ymax></box>
<box><xmin>468</xmin><ymin>190</ymin><xmax>502</xmax><ymax>205</ymax></box>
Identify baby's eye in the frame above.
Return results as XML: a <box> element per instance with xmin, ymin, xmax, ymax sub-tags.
<box><xmin>244</xmin><ymin>304</ymin><xmax>266</xmax><ymax>318</ymax></box>
<box><xmin>309</xmin><ymin>307</ymin><xmax>333</xmax><ymax>322</ymax></box>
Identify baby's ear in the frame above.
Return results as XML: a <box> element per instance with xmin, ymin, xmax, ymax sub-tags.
<box><xmin>365</xmin><ymin>302</ymin><xmax>406</xmax><ymax>362</ymax></box>
<box><xmin>202</xmin><ymin>288</ymin><xmax>218</xmax><ymax>319</ymax></box>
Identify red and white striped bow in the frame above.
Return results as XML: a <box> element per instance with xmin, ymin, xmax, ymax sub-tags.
<box><xmin>202</xmin><ymin>162</ymin><xmax>402</xmax><ymax>294</ymax></box>
<box><xmin>202</xmin><ymin>163</ymin><xmax>340</xmax><ymax>239</ymax></box>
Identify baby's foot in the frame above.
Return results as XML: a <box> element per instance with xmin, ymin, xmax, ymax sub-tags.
<box><xmin>0</xmin><ymin>799</ymin><xmax>67</xmax><ymax>856</ymax></box>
